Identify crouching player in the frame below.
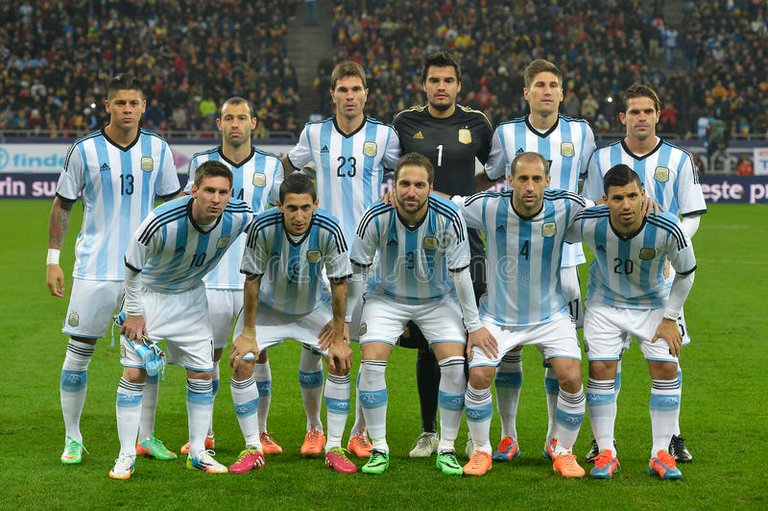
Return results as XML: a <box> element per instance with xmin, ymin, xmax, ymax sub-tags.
<box><xmin>232</xmin><ymin>172</ymin><xmax>357</xmax><ymax>473</ymax></box>
<box><xmin>455</xmin><ymin>152</ymin><xmax>590</xmax><ymax>478</ymax></box>
<box><xmin>566</xmin><ymin>164</ymin><xmax>696</xmax><ymax>480</ymax></box>
<box><xmin>110</xmin><ymin>161</ymin><xmax>253</xmax><ymax>479</ymax></box>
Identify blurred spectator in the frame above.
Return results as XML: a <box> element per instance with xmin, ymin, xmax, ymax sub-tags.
<box><xmin>736</xmin><ymin>156</ymin><xmax>754</xmax><ymax>176</ymax></box>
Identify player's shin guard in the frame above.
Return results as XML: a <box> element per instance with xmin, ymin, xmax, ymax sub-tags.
<box><xmin>231</xmin><ymin>376</ymin><xmax>261</xmax><ymax>449</ymax></box>
<box><xmin>553</xmin><ymin>387</ymin><xmax>585</xmax><ymax>455</ymax></box>
<box><xmin>359</xmin><ymin>360</ymin><xmax>388</xmax><ymax>452</ymax></box>
<box><xmin>650</xmin><ymin>378</ymin><xmax>681</xmax><ymax>456</ymax></box>
<box><xmin>137</xmin><ymin>374</ymin><xmax>159</xmax><ymax>441</ymax></box>
<box><xmin>299</xmin><ymin>345</ymin><xmax>324</xmax><ymax>432</ymax></box>
<box><xmin>60</xmin><ymin>339</ymin><xmax>94</xmax><ymax>442</ymax></box>
<box><xmin>544</xmin><ymin>366</ymin><xmax>559</xmax><ymax>441</ymax></box>
<box><xmin>587</xmin><ymin>379</ymin><xmax>617</xmax><ymax>455</ymax></box>
<box><xmin>253</xmin><ymin>360</ymin><xmax>272</xmax><ymax>433</ymax></box>
<box><xmin>187</xmin><ymin>378</ymin><xmax>214</xmax><ymax>456</ymax></box>
<box><xmin>116</xmin><ymin>377</ymin><xmax>144</xmax><ymax>457</ymax></box>
<box><xmin>465</xmin><ymin>384</ymin><xmax>493</xmax><ymax>453</ymax></box>
<box><xmin>324</xmin><ymin>373</ymin><xmax>351</xmax><ymax>450</ymax></box>
<box><xmin>495</xmin><ymin>352</ymin><xmax>522</xmax><ymax>439</ymax></box>
<box><xmin>437</xmin><ymin>356</ymin><xmax>466</xmax><ymax>452</ymax></box>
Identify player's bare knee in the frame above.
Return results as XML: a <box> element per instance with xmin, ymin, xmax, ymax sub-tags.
<box><xmin>468</xmin><ymin>366</ymin><xmax>494</xmax><ymax>389</ymax></box>
<box><xmin>72</xmin><ymin>336</ymin><xmax>97</xmax><ymax>346</ymax></box>
<box><xmin>552</xmin><ymin>359</ymin><xmax>582</xmax><ymax>392</ymax></box>
<box><xmin>122</xmin><ymin>366</ymin><xmax>146</xmax><ymax>384</ymax></box>
<box><xmin>187</xmin><ymin>369</ymin><xmax>213</xmax><ymax>380</ymax></box>
<box><xmin>648</xmin><ymin>360</ymin><xmax>677</xmax><ymax>380</ymax></box>
<box><xmin>589</xmin><ymin>360</ymin><xmax>617</xmax><ymax>380</ymax></box>
<box><xmin>232</xmin><ymin>360</ymin><xmax>254</xmax><ymax>380</ymax></box>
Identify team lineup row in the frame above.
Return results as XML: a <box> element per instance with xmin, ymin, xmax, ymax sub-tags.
<box><xmin>46</xmin><ymin>51</ymin><xmax>705</xmax><ymax>480</ymax></box>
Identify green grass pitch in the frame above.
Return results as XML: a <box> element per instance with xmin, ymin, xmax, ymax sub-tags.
<box><xmin>1</xmin><ymin>200</ymin><xmax>766</xmax><ymax>510</ymax></box>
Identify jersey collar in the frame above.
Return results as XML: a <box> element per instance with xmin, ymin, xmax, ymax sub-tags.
<box><xmin>218</xmin><ymin>145</ymin><xmax>255</xmax><ymax>168</ymax></box>
<box><xmin>525</xmin><ymin>115</ymin><xmax>560</xmax><ymax>139</ymax></box>
<box><xmin>333</xmin><ymin>116</ymin><xmax>367</xmax><ymax>138</ymax></box>
<box><xmin>620</xmin><ymin>137</ymin><xmax>663</xmax><ymax>161</ymax></box>
<box><xmin>101</xmin><ymin>127</ymin><xmax>140</xmax><ymax>152</ymax></box>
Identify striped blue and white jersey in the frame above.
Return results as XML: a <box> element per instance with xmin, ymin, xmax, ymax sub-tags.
<box><xmin>565</xmin><ymin>206</ymin><xmax>697</xmax><ymax>309</ymax></box>
<box><xmin>351</xmin><ymin>194</ymin><xmax>470</xmax><ymax>302</ymax></box>
<box><xmin>456</xmin><ymin>189</ymin><xmax>591</xmax><ymax>327</ymax></box>
<box><xmin>485</xmin><ymin>115</ymin><xmax>596</xmax><ymax>266</ymax></box>
<box><xmin>582</xmin><ymin>138</ymin><xmax>707</xmax><ymax>217</ymax></box>
<box><xmin>286</xmin><ymin>116</ymin><xmax>401</xmax><ymax>243</ymax></box>
<box><xmin>241</xmin><ymin>208</ymin><xmax>351</xmax><ymax>316</ymax></box>
<box><xmin>124</xmin><ymin>196</ymin><xmax>252</xmax><ymax>294</ymax></box>
<box><xmin>185</xmin><ymin>146</ymin><xmax>283</xmax><ymax>290</ymax></box>
<box><xmin>56</xmin><ymin>128</ymin><xmax>181</xmax><ymax>280</ymax></box>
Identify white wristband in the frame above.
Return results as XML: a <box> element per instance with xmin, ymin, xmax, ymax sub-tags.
<box><xmin>47</xmin><ymin>248</ymin><xmax>61</xmax><ymax>265</ymax></box>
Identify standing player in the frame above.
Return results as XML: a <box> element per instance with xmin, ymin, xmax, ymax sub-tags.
<box><xmin>346</xmin><ymin>153</ymin><xmax>496</xmax><ymax>476</ymax></box>
<box><xmin>47</xmin><ymin>74</ymin><xmax>181</xmax><ymax>465</ymax></box>
<box><xmin>281</xmin><ymin>61</ymin><xmax>400</xmax><ymax>458</ymax></box>
<box><xmin>109</xmin><ymin>161</ymin><xmax>253</xmax><ymax>479</ymax></box>
<box><xmin>582</xmin><ymin>84</ymin><xmax>706</xmax><ymax>462</ymax></box>
<box><xmin>235</xmin><ymin>172</ymin><xmax>356</xmax><ymax>474</ymax></box>
<box><xmin>392</xmin><ymin>50</ymin><xmax>494</xmax><ymax>457</ymax></box>
<box><xmin>566</xmin><ymin>165</ymin><xmax>696</xmax><ymax>480</ymax></box>
<box><xmin>456</xmin><ymin>152</ymin><xmax>589</xmax><ymax>478</ymax></box>
<box><xmin>484</xmin><ymin>59</ymin><xmax>596</xmax><ymax>462</ymax></box>
<box><xmin>179</xmin><ymin>97</ymin><xmax>284</xmax><ymax>459</ymax></box>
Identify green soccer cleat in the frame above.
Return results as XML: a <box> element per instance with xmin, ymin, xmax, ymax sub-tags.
<box><xmin>60</xmin><ymin>436</ymin><xmax>89</xmax><ymax>465</ymax></box>
<box><xmin>361</xmin><ymin>449</ymin><xmax>390</xmax><ymax>475</ymax></box>
<box><xmin>136</xmin><ymin>436</ymin><xmax>178</xmax><ymax>461</ymax></box>
<box><xmin>436</xmin><ymin>450</ymin><xmax>463</xmax><ymax>476</ymax></box>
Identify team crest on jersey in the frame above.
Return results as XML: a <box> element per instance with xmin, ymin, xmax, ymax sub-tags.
<box><xmin>120</xmin><ymin>344</ymin><xmax>126</xmax><ymax>359</ymax></box>
<box><xmin>458</xmin><ymin>128</ymin><xmax>472</xmax><ymax>144</ymax></box>
<box><xmin>140</xmin><ymin>156</ymin><xmax>154</xmax><ymax>172</ymax></box>
<box><xmin>363</xmin><ymin>141</ymin><xmax>377</xmax><ymax>157</ymax></box>
<box><xmin>67</xmin><ymin>312</ymin><xmax>80</xmax><ymax>327</ymax></box>
<box><xmin>359</xmin><ymin>321</ymin><xmax>367</xmax><ymax>336</ymax></box>
<box><xmin>306</xmin><ymin>250</ymin><xmax>322</xmax><ymax>263</ymax></box>
<box><xmin>541</xmin><ymin>222</ymin><xmax>557</xmax><ymax>237</ymax></box>
<box><xmin>252</xmin><ymin>172</ymin><xmax>267</xmax><ymax>187</ymax></box>
<box><xmin>654</xmin><ymin>166</ymin><xmax>670</xmax><ymax>182</ymax></box>
<box><xmin>560</xmin><ymin>142</ymin><xmax>575</xmax><ymax>157</ymax></box>
<box><xmin>413</xmin><ymin>131</ymin><xmax>424</xmax><ymax>140</ymax></box>
<box><xmin>423</xmin><ymin>236</ymin><xmax>438</xmax><ymax>250</ymax></box>
<box><xmin>639</xmin><ymin>247</ymin><xmax>657</xmax><ymax>260</ymax></box>
<box><xmin>216</xmin><ymin>236</ymin><xmax>231</xmax><ymax>249</ymax></box>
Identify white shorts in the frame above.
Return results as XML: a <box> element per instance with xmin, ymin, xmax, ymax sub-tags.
<box><xmin>560</xmin><ymin>265</ymin><xmax>583</xmax><ymax>328</ymax></box>
<box><xmin>62</xmin><ymin>278</ymin><xmax>123</xmax><ymax>338</ymax></box>
<box><xmin>358</xmin><ymin>293</ymin><xmax>466</xmax><ymax>346</ymax></box>
<box><xmin>584</xmin><ymin>302</ymin><xmax>681</xmax><ymax>363</ymax></box>
<box><xmin>120</xmin><ymin>285</ymin><xmax>214</xmax><ymax>372</ymax></box>
<box><xmin>470</xmin><ymin>317</ymin><xmax>581</xmax><ymax>368</ymax></box>
<box><xmin>205</xmin><ymin>288</ymin><xmax>244</xmax><ymax>349</ymax></box>
<box><xmin>254</xmin><ymin>302</ymin><xmax>332</xmax><ymax>355</ymax></box>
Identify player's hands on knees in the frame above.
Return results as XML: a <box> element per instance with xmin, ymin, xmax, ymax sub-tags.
<box><xmin>230</xmin><ymin>330</ymin><xmax>258</xmax><ymax>367</ymax></box>
<box><xmin>642</xmin><ymin>196</ymin><xmax>663</xmax><ymax>217</ymax></box>
<box><xmin>327</xmin><ymin>339</ymin><xmax>352</xmax><ymax>374</ymax></box>
<box><xmin>652</xmin><ymin>318</ymin><xmax>682</xmax><ymax>358</ymax></box>
<box><xmin>467</xmin><ymin>326</ymin><xmax>498</xmax><ymax>360</ymax></box>
<box><xmin>318</xmin><ymin>321</ymin><xmax>338</xmax><ymax>351</ymax></box>
<box><xmin>46</xmin><ymin>264</ymin><xmax>65</xmax><ymax>297</ymax></box>
<box><xmin>120</xmin><ymin>314</ymin><xmax>148</xmax><ymax>343</ymax></box>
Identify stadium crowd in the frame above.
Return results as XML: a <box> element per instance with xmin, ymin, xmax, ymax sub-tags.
<box><xmin>1</xmin><ymin>0</ymin><xmax>766</xmax><ymax>140</ymax></box>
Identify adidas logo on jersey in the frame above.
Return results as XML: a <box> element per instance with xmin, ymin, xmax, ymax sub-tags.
<box><xmin>596</xmin><ymin>244</ymin><xmax>606</xmax><ymax>253</ymax></box>
<box><xmin>413</xmin><ymin>131</ymin><xmax>424</xmax><ymax>139</ymax></box>
<box><xmin>386</xmin><ymin>238</ymin><xmax>398</xmax><ymax>246</ymax></box>
<box><xmin>496</xmin><ymin>224</ymin><xmax>506</xmax><ymax>233</ymax></box>
<box><xmin>100</xmin><ymin>163</ymin><xmax>110</xmax><ymax>172</ymax></box>
<box><xmin>320</xmin><ymin>145</ymin><xmax>329</xmax><ymax>153</ymax></box>
<box><xmin>175</xmin><ymin>246</ymin><xmax>185</xmax><ymax>254</ymax></box>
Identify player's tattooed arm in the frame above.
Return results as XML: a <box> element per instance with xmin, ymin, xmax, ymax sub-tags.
<box><xmin>46</xmin><ymin>197</ymin><xmax>75</xmax><ymax>297</ymax></box>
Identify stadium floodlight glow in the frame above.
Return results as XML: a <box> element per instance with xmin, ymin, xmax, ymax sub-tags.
<box><xmin>606</xmin><ymin>96</ymin><xmax>613</xmax><ymax>103</ymax></box>
<box><xmin>90</xmin><ymin>103</ymin><xmax>96</xmax><ymax>109</ymax></box>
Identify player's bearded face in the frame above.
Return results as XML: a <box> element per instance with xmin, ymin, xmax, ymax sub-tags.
<box><xmin>621</xmin><ymin>97</ymin><xmax>659</xmax><ymax>142</ymax></box>
<box><xmin>524</xmin><ymin>72</ymin><xmax>563</xmax><ymax>116</ymax></box>
<box><xmin>395</xmin><ymin>165</ymin><xmax>431</xmax><ymax>216</ymax></box>
<box><xmin>105</xmin><ymin>89</ymin><xmax>146</xmax><ymax>131</ymax></box>
<box><xmin>424</xmin><ymin>66</ymin><xmax>460</xmax><ymax>112</ymax></box>
<box><xmin>605</xmin><ymin>182</ymin><xmax>645</xmax><ymax>230</ymax></box>
<box><xmin>279</xmin><ymin>193</ymin><xmax>319</xmax><ymax>235</ymax></box>
<box><xmin>332</xmin><ymin>76</ymin><xmax>368</xmax><ymax>121</ymax></box>
<box><xmin>218</xmin><ymin>102</ymin><xmax>255</xmax><ymax>147</ymax></box>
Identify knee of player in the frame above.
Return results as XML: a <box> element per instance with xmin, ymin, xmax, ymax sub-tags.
<box><xmin>588</xmin><ymin>360</ymin><xmax>618</xmax><ymax>380</ymax></box>
<box><xmin>648</xmin><ymin>360</ymin><xmax>678</xmax><ymax>381</ymax></box>
<box><xmin>468</xmin><ymin>366</ymin><xmax>494</xmax><ymax>389</ymax></box>
<box><xmin>232</xmin><ymin>360</ymin><xmax>255</xmax><ymax>380</ymax></box>
<box><xmin>187</xmin><ymin>369</ymin><xmax>214</xmax><ymax>380</ymax></box>
<box><xmin>122</xmin><ymin>366</ymin><xmax>147</xmax><ymax>384</ymax></box>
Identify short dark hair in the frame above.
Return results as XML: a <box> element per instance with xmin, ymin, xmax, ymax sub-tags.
<box><xmin>603</xmin><ymin>164</ymin><xmax>643</xmax><ymax>195</ymax></box>
<box><xmin>107</xmin><ymin>73</ymin><xmax>144</xmax><ymax>99</ymax></box>
<box><xmin>523</xmin><ymin>59</ymin><xmax>563</xmax><ymax>89</ymax></box>
<box><xmin>395</xmin><ymin>152</ymin><xmax>434</xmax><ymax>185</ymax></box>
<box><xmin>620</xmin><ymin>83</ymin><xmax>661</xmax><ymax>113</ymax></box>
<box><xmin>510</xmin><ymin>151</ymin><xmax>549</xmax><ymax>176</ymax></box>
<box><xmin>221</xmin><ymin>96</ymin><xmax>255</xmax><ymax>119</ymax></box>
<box><xmin>330</xmin><ymin>61</ymin><xmax>368</xmax><ymax>90</ymax></box>
<box><xmin>279</xmin><ymin>172</ymin><xmax>317</xmax><ymax>202</ymax></box>
<box><xmin>194</xmin><ymin>160</ymin><xmax>233</xmax><ymax>188</ymax></box>
<box><xmin>421</xmin><ymin>50</ymin><xmax>461</xmax><ymax>84</ymax></box>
